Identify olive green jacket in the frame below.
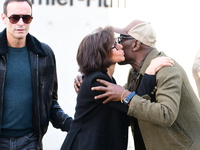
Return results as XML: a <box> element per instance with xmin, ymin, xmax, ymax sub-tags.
<box><xmin>126</xmin><ymin>48</ymin><xmax>200</xmax><ymax>150</ymax></box>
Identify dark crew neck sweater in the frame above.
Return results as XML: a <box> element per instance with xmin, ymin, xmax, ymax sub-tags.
<box><xmin>0</xmin><ymin>46</ymin><xmax>33</xmax><ymax>137</ymax></box>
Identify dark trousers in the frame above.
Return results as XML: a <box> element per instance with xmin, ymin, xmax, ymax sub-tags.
<box><xmin>0</xmin><ymin>132</ymin><xmax>39</xmax><ymax>150</ymax></box>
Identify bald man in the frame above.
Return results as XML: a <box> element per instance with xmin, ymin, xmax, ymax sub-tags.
<box><xmin>91</xmin><ymin>20</ymin><xmax>200</xmax><ymax>150</ymax></box>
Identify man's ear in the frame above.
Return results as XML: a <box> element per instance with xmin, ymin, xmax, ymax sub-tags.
<box><xmin>132</xmin><ymin>40</ymin><xmax>141</xmax><ymax>51</ymax></box>
<box><xmin>1</xmin><ymin>13</ymin><xmax>7</xmax><ymax>24</ymax></box>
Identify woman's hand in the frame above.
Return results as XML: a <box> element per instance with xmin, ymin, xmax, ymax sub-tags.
<box><xmin>145</xmin><ymin>57</ymin><xmax>174</xmax><ymax>75</ymax></box>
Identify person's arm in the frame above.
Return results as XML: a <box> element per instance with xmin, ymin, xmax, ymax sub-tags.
<box><xmin>127</xmin><ymin>65</ymin><xmax>181</xmax><ymax>127</ymax></box>
<box><xmin>43</xmin><ymin>44</ymin><xmax>73</xmax><ymax>132</ymax></box>
<box><xmin>136</xmin><ymin>74</ymin><xmax>156</xmax><ymax>98</ymax></box>
<box><xmin>50</xmin><ymin>65</ymin><xmax>72</xmax><ymax>132</ymax></box>
<box><xmin>89</xmin><ymin>73</ymin><xmax>128</xmax><ymax>113</ymax></box>
<box><xmin>50</xmin><ymin>100</ymin><xmax>73</xmax><ymax>132</ymax></box>
<box><xmin>92</xmin><ymin>57</ymin><xmax>174</xmax><ymax>104</ymax></box>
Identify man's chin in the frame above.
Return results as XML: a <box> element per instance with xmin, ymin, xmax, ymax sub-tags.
<box><xmin>15</xmin><ymin>35</ymin><xmax>26</xmax><ymax>40</ymax></box>
<box><xmin>15</xmin><ymin>32</ymin><xmax>27</xmax><ymax>39</ymax></box>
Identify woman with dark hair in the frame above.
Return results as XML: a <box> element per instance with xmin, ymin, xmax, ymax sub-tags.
<box><xmin>61</xmin><ymin>26</ymin><xmax>173</xmax><ymax>150</ymax></box>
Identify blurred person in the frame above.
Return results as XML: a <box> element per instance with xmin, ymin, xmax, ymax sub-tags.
<box><xmin>75</xmin><ymin>20</ymin><xmax>200</xmax><ymax>150</ymax></box>
<box><xmin>192</xmin><ymin>49</ymin><xmax>200</xmax><ymax>98</ymax></box>
<box><xmin>0</xmin><ymin>0</ymin><xmax>72</xmax><ymax>149</ymax></box>
<box><xmin>63</xmin><ymin>26</ymin><xmax>173</xmax><ymax>150</ymax></box>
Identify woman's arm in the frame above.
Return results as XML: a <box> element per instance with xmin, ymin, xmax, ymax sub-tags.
<box><xmin>137</xmin><ymin>57</ymin><xmax>174</xmax><ymax>97</ymax></box>
<box><xmin>91</xmin><ymin>57</ymin><xmax>174</xmax><ymax>104</ymax></box>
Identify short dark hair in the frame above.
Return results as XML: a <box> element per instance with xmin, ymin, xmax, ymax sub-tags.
<box><xmin>77</xmin><ymin>26</ymin><xmax>115</xmax><ymax>75</ymax></box>
<box><xmin>3</xmin><ymin>0</ymin><xmax>32</xmax><ymax>15</ymax></box>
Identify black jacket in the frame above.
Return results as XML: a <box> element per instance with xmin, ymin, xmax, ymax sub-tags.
<box><xmin>61</xmin><ymin>71</ymin><xmax>129</xmax><ymax>150</ymax></box>
<box><xmin>0</xmin><ymin>29</ymin><xmax>72</xmax><ymax>149</ymax></box>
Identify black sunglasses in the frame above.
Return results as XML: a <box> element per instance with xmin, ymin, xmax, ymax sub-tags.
<box><xmin>117</xmin><ymin>36</ymin><xmax>134</xmax><ymax>43</ymax></box>
<box><xmin>109</xmin><ymin>41</ymin><xmax>119</xmax><ymax>51</ymax></box>
<box><xmin>7</xmin><ymin>15</ymin><xmax>33</xmax><ymax>24</ymax></box>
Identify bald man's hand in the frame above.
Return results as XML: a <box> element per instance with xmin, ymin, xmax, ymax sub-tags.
<box><xmin>74</xmin><ymin>74</ymin><xmax>84</xmax><ymax>93</ymax></box>
<box><xmin>91</xmin><ymin>79</ymin><xmax>130</xmax><ymax>104</ymax></box>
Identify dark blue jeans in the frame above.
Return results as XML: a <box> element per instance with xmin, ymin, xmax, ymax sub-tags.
<box><xmin>0</xmin><ymin>132</ymin><xmax>39</xmax><ymax>150</ymax></box>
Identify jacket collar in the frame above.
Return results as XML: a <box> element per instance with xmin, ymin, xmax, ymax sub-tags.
<box><xmin>0</xmin><ymin>28</ymin><xmax>47</xmax><ymax>56</ymax></box>
<box><xmin>140</xmin><ymin>48</ymin><xmax>166</xmax><ymax>75</ymax></box>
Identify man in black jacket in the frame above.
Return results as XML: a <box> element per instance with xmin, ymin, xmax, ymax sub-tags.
<box><xmin>0</xmin><ymin>0</ymin><xmax>72</xmax><ymax>149</ymax></box>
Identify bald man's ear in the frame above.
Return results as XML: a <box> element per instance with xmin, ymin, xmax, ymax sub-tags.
<box><xmin>132</xmin><ymin>40</ymin><xmax>141</xmax><ymax>51</ymax></box>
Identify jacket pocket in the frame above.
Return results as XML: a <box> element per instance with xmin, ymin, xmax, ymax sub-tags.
<box><xmin>166</xmin><ymin>123</ymin><xmax>193</xmax><ymax>149</ymax></box>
